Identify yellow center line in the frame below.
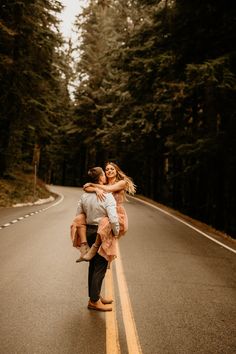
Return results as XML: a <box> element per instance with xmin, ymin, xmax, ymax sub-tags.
<box><xmin>105</xmin><ymin>267</ymin><xmax>121</xmax><ymax>354</ymax></box>
<box><xmin>105</xmin><ymin>244</ymin><xmax>142</xmax><ymax>354</ymax></box>
<box><xmin>115</xmin><ymin>244</ymin><xmax>143</xmax><ymax>354</ymax></box>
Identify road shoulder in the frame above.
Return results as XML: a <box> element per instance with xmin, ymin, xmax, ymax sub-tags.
<box><xmin>133</xmin><ymin>194</ymin><xmax>236</xmax><ymax>252</ymax></box>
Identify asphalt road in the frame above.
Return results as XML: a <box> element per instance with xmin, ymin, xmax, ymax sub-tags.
<box><xmin>0</xmin><ymin>186</ymin><xmax>235</xmax><ymax>354</ymax></box>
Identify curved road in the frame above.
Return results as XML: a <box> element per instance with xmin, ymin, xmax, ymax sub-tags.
<box><xmin>0</xmin><ymin>186</ymin><xmax>235</xmax><ymax>354</ymax></box>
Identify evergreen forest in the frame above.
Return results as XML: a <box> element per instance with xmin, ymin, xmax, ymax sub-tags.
<box><xmin>0</xmin><ymin>0</ymin><xmax>236</xmax><ymax>237</ymax></box>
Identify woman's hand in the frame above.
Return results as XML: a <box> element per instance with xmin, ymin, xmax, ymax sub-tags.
<box><xmin>95</xmin><ymin>188</ymin><xmax>106</xmax><ymax>201</ymax></box>
<box><xmin>83</xmin><ymin>183</ymin><xmax>105</xmax><ymax>200</ymax></box>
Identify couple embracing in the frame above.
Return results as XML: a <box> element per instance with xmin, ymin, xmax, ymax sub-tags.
<box><xmin>71</xmin><ymin>162</ymin><xmax>136</xmax><ymax>312</ymax></box>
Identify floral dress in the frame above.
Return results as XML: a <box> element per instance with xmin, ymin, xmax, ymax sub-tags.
<box><xmin>71</xmin><ymin>189</ymin><xmax>128</xmax><ymax>262</ymax></box>
<box><xmin>97</xmin><ymin>190</ymin><xmax>128</xmax><ymax>261</ymax></box>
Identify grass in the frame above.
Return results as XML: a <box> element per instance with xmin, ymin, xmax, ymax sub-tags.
<box><xmin>0</xmin><ymin>171</ymin><xmax>53</xmax><ymax>208</ymax></box>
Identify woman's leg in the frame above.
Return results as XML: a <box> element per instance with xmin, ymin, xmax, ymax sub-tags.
<box><xmin>82</xmin><ymin>234</ymin><xmax>102</xmax><ymax>261</ymax></box>
<box><xmin>76</xmin><ymin>213</ymin><xmax>87</xmax><ymax>244</ymax></box>
<box><xmin>75</xmin><ymin>214</ymin><xmax>90</xmax><ymax>262</ymax></box>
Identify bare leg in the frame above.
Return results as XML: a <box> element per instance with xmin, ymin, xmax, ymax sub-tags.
<box><xmin>75</xmin><ymin>214</ymin><xmax>90</xmax><ymax>262</ymax></box>
<box><xmin>76</xmin><ymin>213</ymin><xmax>87</xmax><ymax>244</ymax></box>
<box><xmin>94</xmin><ymin>234</ymin><xmax>101</xmax><ymax>248</ymax></box>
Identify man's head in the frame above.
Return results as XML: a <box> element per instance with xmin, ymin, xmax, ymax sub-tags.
<box><xmin>87</xmin><ymin>167</ymin><xmax>106</xmax><ymax>184</ymax></box>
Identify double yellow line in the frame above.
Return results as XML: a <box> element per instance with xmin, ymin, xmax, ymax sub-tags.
<box><xmin>105</xmin><ymin>244</ymin><xmax>142</xmax><ymax>354</ymax></box>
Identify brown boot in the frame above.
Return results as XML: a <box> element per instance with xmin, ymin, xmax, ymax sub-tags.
<box><xmin>76</xmin><ymin>243</ymin><xmax>90</xmax><ymax>263</ymax></box>
<box><xmin>83</xmin><ymin>244</ymin><xmax>98</xmax><ymax>261</ymax></box>
<box><xmin>87</xmin><ymin>299</ymin><xmax>112</xmax><ymax>312</ymax></box>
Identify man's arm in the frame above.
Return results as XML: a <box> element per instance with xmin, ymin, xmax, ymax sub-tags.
<box><xmin>76</xmin><ymin>198</ymin><xmax>84</xmax><ymax>215</ymax></box>
<box><xmin>105</xmin><ymin>194</ymin><xmax>120</xmax><ymax>236</ymax></box>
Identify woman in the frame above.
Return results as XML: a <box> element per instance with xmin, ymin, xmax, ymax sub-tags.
<box><xmin>75</xmin><ymin>162</ymin><xmax>136</xmax><ymax>263</ymax></box>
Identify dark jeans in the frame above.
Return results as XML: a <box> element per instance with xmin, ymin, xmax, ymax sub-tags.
<box><xmin>86</xmin><ymin>225</ymin><xmax>108</xmax><ymax>302</ymax></box>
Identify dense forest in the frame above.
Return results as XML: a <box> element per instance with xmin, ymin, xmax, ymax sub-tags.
<box><xmin>0</xmin><ymin>0</ymin><xmax>235</xmax><ymax>237</ymax></box>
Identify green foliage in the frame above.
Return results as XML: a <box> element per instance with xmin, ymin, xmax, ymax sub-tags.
<box><xmin>0</xmin><ymin>172</ymin><xmax>52</xmax><ymax>207</ymax></box>
<box><xmin>72</xmin><ymin>0</ymin><xmax>236</xmax><ymax>236</ymax></box>
<box><xmin>0</xmin><ymin>0</ymin><xmax>74</xmax><ymax>185</ymax></box>
<box><xmin>1</xmin><ymin>0</ymin><xmax>235</xmax><ymax>236</ymax></box>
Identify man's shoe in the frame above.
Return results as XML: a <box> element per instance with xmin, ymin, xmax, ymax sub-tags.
<box><xmin>87</xmin><ymin>299</ymin><xmax>112</xmax><ymax>312</ymax></box>
<box><xmin>100</xmin><ymin>296</ymin><xmax>113</xmax><ymax>305</ymax></box>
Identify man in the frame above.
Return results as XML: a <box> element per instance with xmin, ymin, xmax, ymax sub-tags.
<box><xmin>76</xmin><ymin>167</ymin><xmax>119</xmax><ymax>312</ymax></box>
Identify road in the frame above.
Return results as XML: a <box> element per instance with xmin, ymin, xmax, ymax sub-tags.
<box><xmin>0</xmin><ymin>186</ymin><xmax>235</xmax><ymax>354</ymax></box>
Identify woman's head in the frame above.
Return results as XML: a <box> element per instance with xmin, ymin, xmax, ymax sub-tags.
<box><xmin>105</xmin><ymin>162</ymin><xmax>119</xmax><ymax>179</ymax></box>
<box><xmin>105</xmin><ymin>162</ymin><xmax>136</xmax><ymax>195</ymax></box>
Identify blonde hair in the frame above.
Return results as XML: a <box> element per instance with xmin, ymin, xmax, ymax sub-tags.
<box><xmin>105</xmin><ymin>162</ymin><xmax>136</xmax><ymax>195</ymax></box>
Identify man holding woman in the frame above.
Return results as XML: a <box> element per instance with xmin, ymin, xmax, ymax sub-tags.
<box><xmin>75</xmin><ymin>166</ymin><xmax>120</xmax><ymax>312</ymax></box>
<box><xmin>77</xmin><ymin>162</ymin><xmax>136</xmax><ymax>262</ymax></box>
<box><xmin>72</xmin><ymin>163</ymin><xmax>136</xmax><ymax>311</ymax></box>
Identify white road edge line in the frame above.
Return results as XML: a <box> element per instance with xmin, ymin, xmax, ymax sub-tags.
<box><xmin>0</xmin><ymin>193</ymin><xmax>64</xmax><ymax>231</ymax></box>
<box><xmin>115</xmin><ymin>243</ymin><xmax>143</xmax><ymax>354</ymax></box>
<box><xmin>43</xmin><ymin>193</ymin><xmax>64</xmax><ymax>210</ymax></box>
<box><xmin>132</xmin><ymin>197</ymin><xmax>236</xmax><ymax>254</ymax></box>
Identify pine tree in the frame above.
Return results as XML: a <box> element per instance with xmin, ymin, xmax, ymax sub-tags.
<box><xmin>72</xmin><ymin>0</ymin><xmax>236</xmax><ymax>236</ymax></box>
<box><xmin>0</xmin><ymin>0</ymin><xmax>72</xmax><ymax>181</ymax></box>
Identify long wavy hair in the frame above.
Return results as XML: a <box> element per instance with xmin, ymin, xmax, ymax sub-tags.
<box><xmin>105</xmin><ymin>162</ymin><xmax>136</xmax><ymax>195</ymax></box>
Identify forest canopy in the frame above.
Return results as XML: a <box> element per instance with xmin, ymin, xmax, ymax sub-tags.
<box><xmin>0</xmin><ymin>0</ymin><xmax>235</xmax><ymax>237</ymax></box>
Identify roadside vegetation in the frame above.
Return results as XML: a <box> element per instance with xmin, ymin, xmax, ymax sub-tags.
<box><xmin>0</xmin><ymin>171</ymin><xmax>52</xmax><ymax>208</ymax></box>
<box><xmin>1</xmin><ymin>0</ymin><xmax>235</xmax><ymax>238</ymax></box>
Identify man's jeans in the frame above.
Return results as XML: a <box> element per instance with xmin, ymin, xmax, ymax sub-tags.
<box><xmin>87</xmin><ymin>225</ymin><xmax>108</xmax><ymax>302</ymax></box>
